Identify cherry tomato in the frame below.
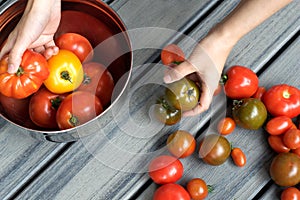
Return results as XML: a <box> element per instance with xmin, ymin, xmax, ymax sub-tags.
<box><xmin>222</xmin><ymin>65</ymin><xmax>259</xmax><ymax>99</ymax></box>
<box><xmin>167</xmin><ymin>130</ymin><xmax>196</xmax><ymax>158</ymax></box>
<box><xmin>283</xmin><ymin>129</ymin><xmax>300</xmax><ymax>149</ymax></box>
<box><xmin>251</xmin><ymin>86</ymin><xmax>266</xmax><ymax>100</ymax></box>
<box><xmin>0</xmin><ymin>50</ymin><xmax>49</xmax><ymax>99</ymax></box>
<box><xmin>56</xmin><ymin>91</ymin><xmax>103</xmax><ymax>130</ymax></box>
<box><xmin>55</xmin><ymin>32</ymin><xmax>94</xmax><ymax>63</ymax></box>
<box><xmin>292</xmin><ymin>148</ymin><xmax>300</xmax><ymax>157</ymax></box>
<box><xmin>231</xmin><ymin>147</ymin><xmax>246</xmax><ymax>167</ymax></box>
<box><xmin>153</xmin><ymin>183</ymin><xmax>190</xmax><ymax>200</ymax></box>
<box><xmin>77</xmin><ymin>62</ymin><xmax>114</xmax><ymax>107</ymax></box>
<box><xmin>281</xmin><ymin>187</ymin><xmax>300</xmax><ymax>200</ymax></box>
<box><xmin>199</xmin><ymin>134</ymin><xmax>231</xmax><ymax>166</ymax></box>
<box><xmin>268</xmin><ymin>135</ymin><xmax>290</xmax><ymax>153</ymax></box>
<box><xmin>165</xmin><ymin>78</ymin><xmax>200</xmax><ymax>111</ymax></box>
<box><xmin>29</xmin><ymin>87</ymin><xmax>68</xmax><ymax>129</ymax></box>
<box><xmin>270</xmin><ymin>152</ymin><xmax>300</xmax><ymax>187</ymax></box>
<box><xmin>266</xmin><ymin>116</ymin><xmax>294</xmax><ymax>135</ymax></box>
<box><xmin>44</xmin><ymin>50</ymin><xmax>84</xmax><ymax>94</ymax></box>
<box><xmin>148</xmin><ymin>155</ymin><xmax>183</xmax><ymax>184</ymax></box>
<box><xmin>262</xmin><ymin>84</ymin><xmax>300</xmax><ymax>118</ymax></box>
<box><xmin>213</xmin><ymin>83</ymin><xmax>223</xmax><ymax>96</ymax></box>
<box><xmin>217</xmin><ymin>117</ymin><xmax>236</xmax><ymax>135</ymax></box>
<box><xmin>161</xmin><ymin>44</ymin><xmax>185</xmax><ymax>66</ymax></box>
<box><xmin>186</xmin><ymin>178</ymin><xmax>211</xmax><ymax>200</ymax></box>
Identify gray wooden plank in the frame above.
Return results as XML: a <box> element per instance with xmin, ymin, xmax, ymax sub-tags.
<box><xmin>14</xmin><ymin>1</ymin><xmax>300</xmax><ymax>200</ymax></box>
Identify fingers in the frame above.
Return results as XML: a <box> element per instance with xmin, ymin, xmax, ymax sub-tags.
<box><xmin>43</xmin><ymin>41</ymin><xmax>59</xmax><ymax>59</ymax></box>
<box><xmin>163</xmin><ymin>61</ymin><xmax>197</xmax><ymax>83</ymax></box>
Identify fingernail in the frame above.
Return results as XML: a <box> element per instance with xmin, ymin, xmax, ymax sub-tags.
<box><xmin>163</xmin><ymin>74</ymin><xmax>172</xmax><ymax>83</ymax></box>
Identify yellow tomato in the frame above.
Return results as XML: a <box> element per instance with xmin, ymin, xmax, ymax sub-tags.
<box><xmin>44</xmin><ymin>50</ymin><xmax>84</xmax><ymax>94</ymax></box>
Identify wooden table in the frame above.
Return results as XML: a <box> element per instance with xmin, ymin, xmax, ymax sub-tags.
<box><xmin>0</xmin><ymin>0</ymin><xmax>299</xmax><ymax>199</ymax></box>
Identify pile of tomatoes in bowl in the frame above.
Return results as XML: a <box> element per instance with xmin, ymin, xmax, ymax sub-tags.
<box><xmin>0</xmin><ymin>32</ymin><xmax>114</xmax><ymax>131</ymax></box>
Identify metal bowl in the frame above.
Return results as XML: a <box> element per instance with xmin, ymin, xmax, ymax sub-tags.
<box><xmin>0</xmin><ymin>0</ymin><xmax>132</xmax><ymax>142</ymax></box>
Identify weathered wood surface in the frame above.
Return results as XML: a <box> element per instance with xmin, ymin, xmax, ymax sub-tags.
<box><xmin>0</xmin><ymin>0</ymin><xmax>299</xmax><ymax>200</ymax></box>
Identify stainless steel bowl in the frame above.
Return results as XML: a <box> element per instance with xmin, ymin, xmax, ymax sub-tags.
<box><xmin>0</xmin><ymin>0</ymin><xmax>132</xmax><ymax>142</ymax></box>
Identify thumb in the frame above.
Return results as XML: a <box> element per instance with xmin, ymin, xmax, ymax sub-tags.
<box><xmin>163</xmin><ymin>61</ymin><xmax>197</xmax><ymax>83</ymax></box>
<box><xmin>7</xmin><ymin>48</ymin><xmax>25</xmax><ymax>74</ymax></box>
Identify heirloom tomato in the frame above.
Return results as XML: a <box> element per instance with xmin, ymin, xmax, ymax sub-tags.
<box><xmin>186</xmin><ymin>178</ymin><xmax>210</xmax><ymax>200</ymax></box>
<box><xmin>281</xmin><ymin>187</ymin><xmax>300</xmax><ymax>200</ymax></box>
<box><xmin>217</xmin><ymin>117</ymin><xmax>236</xmax><ymax>135</ymax></box>
<box><xmin>266</xmin><ymin>116</ymin><xmax>294</xmax><ymax>135</ymax></box>
<box><xmin>55</xmin><ymin>33</ymin><xmax>94</xmax><ymax>62</ymax></box>
<box><xmin>262</xmin><ymin>84</ymin><xmax>300</xmax><ymax>118</ymax></box>
<box><xmin>0</xmin><ymin>50</ymin><xmax>49</xmax><ymax>99</ymax></box>
<box><xmin>222</xmin><ymin>65</ymin><xmax>259</xmax><ymax>99</ymax></box>
<box><xmin>161</xmin><ymin>44</ymin><xmax>185</xmax><ymax>66</ymax></box>
<box><xmin>167</xmin><ymin>130</ymin><xmax>196</xmax><ymax>158</ymax></box>
<box><xmin>77</xmin><ymin>62</ymin><xmax>114</xmax><ymax>107</ymax></box>
<box><xmin>56</xmin><ymin>91</ymin><xmax>103</xmax><ymax>130</ymax></box>
<box><xmin>44</xmin><ymin>50</ymin><xmax>84</xmax><ymax>94</ymax></box>
<box><xmin>153</xmin><ymin>183</ymin><xmax>190</xmax><ymax>200</ymax></box>
<box><xmin>148</xmin><ymin>155</ymin><xmax>183</xmax><ymax>184</ymax></box>
<box><xmin>29</xmin><ymin>87</ymin><xmax>68</xmax><ymax>129</ymax></box>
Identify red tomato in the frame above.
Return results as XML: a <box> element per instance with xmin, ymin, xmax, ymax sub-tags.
<box><xmin>281</xmin><ymin>187</ymin><xmax>300</xmax><ymax>200</ymax></box>
<box><xmin>213</xmin><ymin>83</ymin><xmax>223</xmax><ymax>96</ymax></box>
<box><xmin>161</xmin><ymin>44</ymin><xmax>185</xmax><ymax>66</ymax></box>
<box><xmin>153</xmin><ymin>183</ymin><xmax>190</xmax><ymax>200</ymax></box>
<box><xmin>29</xmin><ymin>87</ymin><xmax>68</xmax><ymax>129</ymax></box>
<box><xmin>186</xmin><ymin>178</ymin><xmax>210</xmax><ymax>200</ymax></box>
<box><xmin>231</xmin><ymin>147</ymin><xmax>247</xmax><ymax>167</ymax></box>
<box><xmin>167</xmin><ymin>130</ymin><xmax>196</xmax><ymax>158</ymax></box>
<box><xmin>55</xmin><ymin>33</ymin><xmax>94</xmax><ymax>62</ymax></box>
<box><xmin>148</xmin><ymin>155</ymin><xmax>183</xmax><ymax>184</ymax></box>
<box><xmin>266</xmin><ymin>116</ymin><xmax>294</xmax><ymax>135</ymax></box>
<box><xmin>268</xmin><ymin>135</ymin><xmax>290</xmax><ymax>153</ymax></box>
<box><xmin>283</xmin><ymin>129</ymin><xmax>300</xmax><ymax>149</ymax></box>
<box><xmin>223</xmin><ymin>65</ymin><xmax>259</xmax><ymax>99</ymax></box>
<box><xmin>252</xmin><ymin>86</ymin><xmax>266</xmax><ymax>100</ymax></box>
<box><xmin>56</xmin><ymin>91</ymin><xmax>103</xmax><ymax>130</ymax></box>
<box><xmin>292</xmin><ymin>148</ymin><xmax>300</xmax><ymax>157</ymax></box>
<box><xmin>217</xmin><ymin>117</ymin><xmax>236</xmax><ymax>135</ymax></box>
<box><xmin>262</xmin><ymin>84</ymin><xmax>300</xmax><ymax>118</ymax></box>
<box><xmin>0</xmin><ymin>50</ymin><xmax>49</xmax><ymax>99</ymax></box>
<box><xmin>77</xmin><ymin>62</ymin><xmax>114</xmax><ymax>107</ymax></box>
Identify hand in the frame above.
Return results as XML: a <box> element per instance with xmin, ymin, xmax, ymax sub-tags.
<box><xmin>0</xmin><ymin>0</ymin><xmax>61</xmax><ymax>74</ymax></box>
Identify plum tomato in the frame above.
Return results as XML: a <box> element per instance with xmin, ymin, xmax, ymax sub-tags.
<box><xmin>77</xmin><ymin>62</ymin><xmax>114</xmax><ymax>107</ymax></box>
<box><xmin>167</xmin><ymin>130</ymin><xmax>196</xmax><ymax>158</ymax></box>
<box><xmin>232</xmin><ymin>98</ymin><xmax>267</xmax><ymax>130</ymax></box>
<box><xmin>153</xmin><ymin>183</ymin><xmax>190</xmax><ymax>200</ymax></box>
<box><xmin>266</xmin><ymin>116</ymin><xmax>294</xmax><ymax>135</ymax></box>
<box><xmin>29</xmin><ymin>87</ymin><xmax>68</xmax><ymax>129</ymax></box>
<box><xmin>262</xmin><ymin>84</ymin><xmax>300</xmax><ymax>118</ymax></box>
<box><xmin>283</xmin><ymin>129</ymin><xmax>300</xmax><ymax>150</ymax></box>
<box><xmin>231</xmin><ymin>147</ymin><xmax>247</xmax><ymax>167</ymax></box>
<box><xmin>199</xmin><ymin>134</ymin><xmax>231</xmax><ymax>166</ymax></box>
<box><xmin>165</xmin><ymin>78</ymin><xmax>200</xmax><ymax>111</ymax></box>
<box><xmin>217</xmin><ymin>117</ymin><xmax>236</xmax><ymax>135</ymax></box>
<box><xmin>268</xmin><ymin>135</ymin><xmax>290</xmax><ymax>153</ymax></box>
<box><xmin>55</xmin><ymin>32</ymin><xmax>94</xmax><ymax>63</ymax></box>
<box><xmin>148</xmin><ymin>155</ymin><xmax>183</xmax><ymax>184</ymax></box>
<box><xmin>56</xmin><ymin>91</ymin><xmax>103</xmax><ymax>130</ymax></box>
<box><xmin>186</xmin><ymin>178</ymin><xmax>211</xmax><ymax>200</ymax></box>
<box><xmin>270</xmin><ymin>152</ymin><xmax>300</xmax><ymax>187</ymax></box>
<box><xmin>281</xmin><ymin>187</ymin><xmax>300</xmax><ymax>200</ymax></box>
<box><xmin>251</xmin><ymin>86</ymin><xmax>266</xmax><ymax>100</ymax></box>
<box><xmin>152</xmin><ymin>96</ymin><xmax>182</xmax><ymax>125</ymax></box>
<box><xmin>222</xmin><ymin>65</ymin><xmax>259</xmax><ymax>99</ymax></box>
<box><xmin>161</xmin><ymin>44</ymin><xmax>185</xmax><ymax>66</ymax></box>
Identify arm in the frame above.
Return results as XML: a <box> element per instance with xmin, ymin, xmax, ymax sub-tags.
<box><xmin>164</xmin><ymin>0</ymin><xmax>293</xmax><ymax>116</ymax></box>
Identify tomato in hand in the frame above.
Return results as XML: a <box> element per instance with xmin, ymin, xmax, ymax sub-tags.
<box><xmin>167</xmin><ymin>130</ymin><xmax>196</xmax><ymax>158</ymax></box>
<box><xmin>266</xmin><ymin>116</ymin><xmax>294</xmax><ymax>135</ymax></box>
<box><xmin>281</xmin><ymin>187</ymin><xmax>300</xmax><ymax>200</ymax></box>
<box><xmin>148</xmin><ymin>155</ymin><xmax>183</xmax><ymax>184</ymax></box>
<box><xmin>29</xmin><ymin>87</ymin><xmax>68</xmax><ymax>129</ymax></box>
<box><xmin>231</xmin><ymin>147</ymin><xmax>246</xmax><ymax>167</ymax></box>
<box><xmin>44</xmin><ymin>50</ymin><xmax>84</xmax><ymax>94</ymax></box>
<box><xmin>55</xmin><ymin>32</ymin><xmax>94</xmax><ymax>63</ymax></box>
<box><xmin>77</xmin><ymin>62</ymin><xmax>114</xmax><ymax>107</ymax></box>
<box><xmin>153</xmin><ymin>183</ymin><xmax>190</xmax><ymax>200</ymax></box>
<box><xmin>186</xmin><ymin>178</ymin><xmax>211</xmax><ymax>200</ymax></box>
<box><xmin>283</xmin><ymin>129</ymin><xmax>300</xmax><ymax>150</ymax></box>
<box><xmin>56</xmin><ymin>91</ymin><xmax>103</xmax><ymax>130</ymax></box>
<box><xmin>217</xmin><ymin>117</ymin><xmax>236</xmax><ymax>135</ymax></box>
<box><xmin>222</xmin><ymin>65</ymin><xmax>258</xmax><ymax>99</ymax></box>
<box><xmin>268</xmin><ymin>135</ymin><xmax>290</xmax><ymax>153</ymax></box>
<box><xmin>262</xmin><ymin>84</ymin><xmax>300</xmax><ymax>118</ymax></box>
<box><xmin>0</xmin><ymin>50</ymin><xmax>49</xmax><ymax>99</ymax></box>
<box><xmin>161</xmin><ymin>44</ymin><xmax>185</xmax><ymax>66</ymax></box>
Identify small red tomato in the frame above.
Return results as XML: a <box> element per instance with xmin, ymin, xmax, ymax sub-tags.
<box><xmin>266</xmin><ymin>116</ymin><xmax>294</xmax><ymax>135</ymax></box>
<box><xmin>213</xmin><ymin>83</ymin><xmax>223</xmax><ymax>96</ymax></box>
<box><xmin>148</xmin><ymin>155</ymin><xmax>183</xmax><ymax>184</ymax></box>
<box><xmin>186</xmin><ymin>178</ymin><xmax>210</xmax><ymax>200</ymax></box>
<box><xmin>283</xmin><ymin>129</ymin><xmax>300</xmax><ymax>149</ymax></box>
<box><xmin>268</xmin><ymin>135</ymin><xmax>290</xmax><ymax>153</ymax></box>
<box><xmin>153</xmin><ymin>183</ymin><xmax>190</xmax><ymax>200</ymax></box>
<box><xmin>167</xmin><ymin>130</ymin><xmax>196</xmax><ymax>158</ymax></box>
<box><xmin>223</xmin><ymin>65</ymin><xmax>259</xmax><ymax>99</ymax></box>
<box><xmin>161</xmin><ymin>44</ymin><xmax>185</xmax><ymax>66</ymax></box>
<box><xmin>55</xmin><ymin>32</ymin><xmax>94</xmax><ymax>62</ymax></box>
<box><xmin>281</xmin><ymin>187</ymin><xmax>300</xmax><ymax>200</ymax></box>
<box><xmin>231</xmin><ymin>147</ymin><xmax>246</xmax><ymax>167</ymax></box>
<box><xmin>292</xmin><ymin>148</ymin><xmax>300</xmax><ymax>157</ymax></box>
<box><xmin>251</xmin><ymin>86</ymin><xmax>266</xmax><ymax>100</ymax></box>
<box><xmin>217</xmin><ymin>117</ymin><xmax>236</xmax><ymax>135</ymax></box>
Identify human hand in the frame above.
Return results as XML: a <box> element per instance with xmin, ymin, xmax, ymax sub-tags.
<box><xmin>0</xmin><ymin>0</ymin><xmax>61</xmax><ymax>74</ymax></box>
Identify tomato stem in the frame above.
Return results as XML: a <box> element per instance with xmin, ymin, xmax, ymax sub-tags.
<box><xmin>219</xmin><ymin>74</ymin><xmax>228</xmax><ymax>85</ymax></box>
<box><xmin>207</xmin><ymin>185</ymin><xmax>214</xmax><ymax>193</ymax></box>
<box><xmin>61</xmin><ymin>71</ymin><xmax>72</xmax><ymax>83</ymax></box>
<box><xmin>83</xmin><ymin>73</ymin><xmax>91</xmax><ymax>84</ymax></box>
<box><xmin>69</xmin><ymin>115</ymin><xmax>79</xmax><ymax>127</ymax></box>
<box><xmin>172</xmin><ymin>61</ymin><xmax>183</xmax><ymax>65</ymax></box>
<box><xmin>16</xmin><ymin>67</ymin><xmax>24</xmax><ymax>77</ymax></box>
<box><xmin>50</xmin><ymin>97</ymin><xmax>63</xmax><ymax>110</ymax></box>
